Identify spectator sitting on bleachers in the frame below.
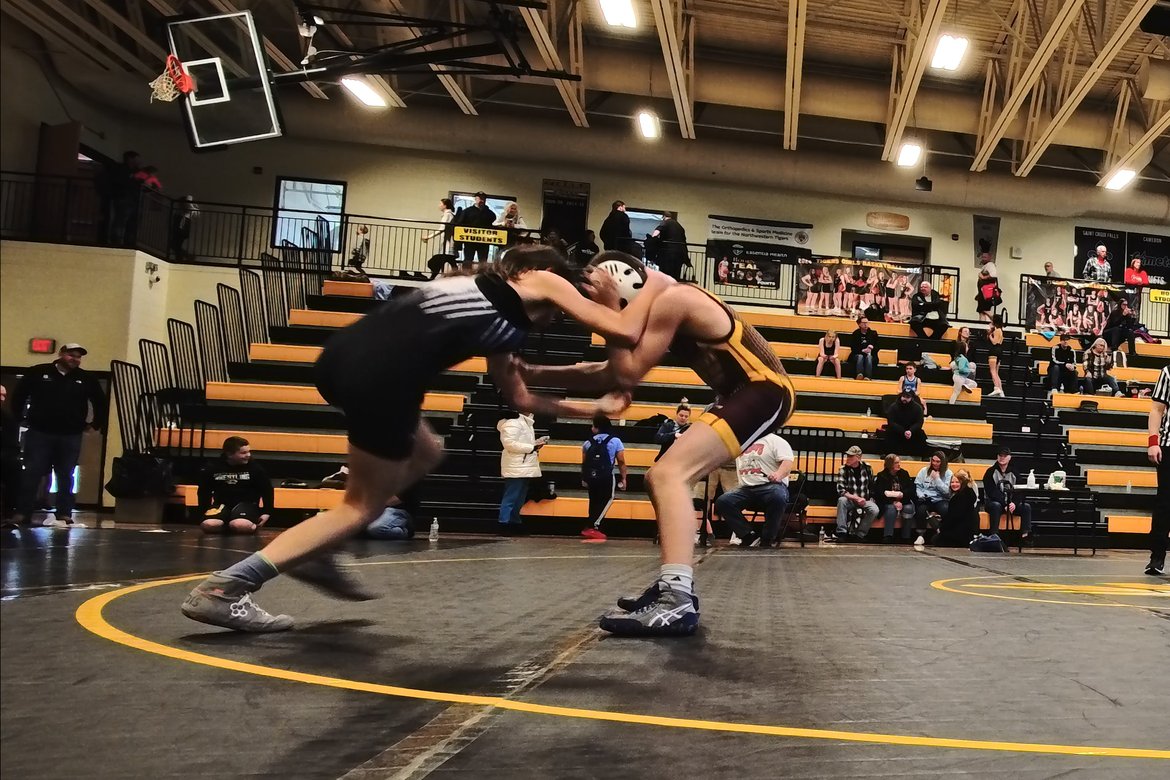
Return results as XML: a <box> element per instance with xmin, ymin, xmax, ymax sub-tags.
<box><xmin>948</xmin><ymin>344</ymin><xmax>978</xmax><ymax>404</ymax></box>
<box><xmin>831</xmin><ymin>445</ymin><xmax>878</xmax><ymax>542</ymax></box>
<box><xmin>197</xmin><ymin>436</ymin><xmax>273</xmax><ymax>534</ymax></box>
<box><xmin>874</xmin><ymin>453</ymin><xmax>916</xmax><ymax>542</ymax></box>
<box><xmin>900</xmin><ymin>363</ymin><xmax>929</xmax><ymax>416</ymax></box>
<box><xmin>936</xmin><ymin>469</ymin><xmax>978</xmax><ymax>547</ymax></box>
<box><xmin>913</xmin><ymin>450</ymin><xmax>954</xmax><ymax>543</ymax></box>
<box><xmin>881</xmin><ymin>390</ymin><xmax>927</xmax><ymax>455</ymax></box>
<box><xmin>366</xmin><ymin>487</ymin><xmax>421</xmax><ymax>540</ymax></box>
<box><xmin>815</xmin><ymin>329</ymin><xmax>842</xmax><ymax>379</ymax></box>
<box><xmin>848</xmin><ymin>316</ymin><xmax>881</xmax><ymax>380</ymax></box>
<box><xmin>1047</xmin><ymin>333</ymin><xmax>1078</xmax><ymax>397</ymax></box>
<box><xmin>909</xmin><ymin>281</ymin><xmax>949</xmax><ymax>340</ymax></box>
<box><xmin>950</xmin><ymin>326</ymin><xmax>972</xmax><ymax>362</ymax></box>
<box><xmin>654</xmin><ymin>401</ymin><xmax>691</xmax><ymax>461</ymax></box>
<box><xmin>1080</xmin><ymin>338</ymin><xmax>1123</xmax><ymax>396</ymax></box>
<box><xmin>982</xmin><ymin>447</ymin><xmax>1032</xmax><ymax>541</ymax></box>
<box><xmin>714</xmin><ymin>432</ymin><xmax>795</xmax><ymax>549</ymax></box>
<box><xmin>1102</xmin><ymin>299</ymin><xmax>1139</xmax><ymax>356</ymax></box>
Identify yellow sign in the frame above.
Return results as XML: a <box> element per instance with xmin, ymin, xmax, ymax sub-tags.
<box><xmin>1151</xmin><ymin>288</ymin><xmax>1170</xmax><ymax>304</ymax></box>
<box><xmin>453</xmin><ymin>226</ymin><xmax>507</xmax><ymax>245</ymax></box>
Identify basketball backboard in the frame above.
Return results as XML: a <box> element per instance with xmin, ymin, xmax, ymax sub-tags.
<box><xmin>166</xmin><ymin>11</ymin><xmax>282</xmax><ymax>150</ymax></box>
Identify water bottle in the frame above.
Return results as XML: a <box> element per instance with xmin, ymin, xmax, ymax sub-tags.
<box><xmin>1126</xmin><ymin>480</ymin><xmax>1132</xmax><ymax>494</ymax></box>
<box><xmin>429</xmin><ymin>519</ymin><xmax>440</xmax><ymax>541</ymax></box>
<box><xmin>1027</xmin><ymin>469</ymin><xmax>1037</xmax><ymax>489</ymax></box>
<box><xmin>865</xmin><ymin>406</ymin><xmax>872</xmax><ymax>418</ymax></box>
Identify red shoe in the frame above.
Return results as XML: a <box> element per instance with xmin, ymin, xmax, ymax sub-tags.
<box><xmin>581</xmin><ymin>527</ymin><xmax>607</xmax><ymax>541</ymax></box>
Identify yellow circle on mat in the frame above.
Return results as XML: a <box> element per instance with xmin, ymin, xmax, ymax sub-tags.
<box><xmin>75</xmin><ymin>557</ymin><xmax>1170</xmax><ymax>760</ymax></box>
<box><xmin>932</xmin><ymin>574</ymin><xmax>1170</xmax><ymax>608</ymax></box>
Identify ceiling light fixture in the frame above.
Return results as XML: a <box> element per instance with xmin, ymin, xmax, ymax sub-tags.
<box><xmin>341</xmin><ymin>76</ymin><xmax>388</xmax><ymax>108</ymax></box>
<box><xmin>1101</xmin><ymin>169</ymin><xmax>1137</xmax><ymax>190</ymax></box>
<box><xmin>600</xmin><ymin>0</ymin><xmax>637</xmax><ymax>29</ymax></box>
<box><xmin>897</xmin><ymin>141</ymin><xmax>923</xmax><ymax>167</ymax></box>
<box><xmin>636</xmin><ymin>110</ymin><xmax>661</xmax><ymax>139</ymax></box>
<box><xmin>930</xmin><ymin>34</ymin><xmax>969</xmax><ymax>71</ymax></box>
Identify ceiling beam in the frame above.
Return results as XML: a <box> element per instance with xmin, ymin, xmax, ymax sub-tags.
<box><xmin>383</xmin><ymin>0</ymin><xmax>476</xmax><ymax>115</ymax></box>
<box><xmin>650</xmin><ymin>0</ymin><xmax>695</xmax><ymax>139</ymax></box>
<box><xmin>970</xmin><ymin>0</ymin><xmax>1086</xmax><ymax>172</ymax></box>
<box><xmin>1098</xmin><ymin>108</ymin><xmax>1170</xmax><ymax>186</ymax></box>
<box><xmin>783</xmin><ymin>0</ymin><xmax>808</xmax><ymax>151</ymax></box>
<box><xmin>2</xmin><ymin>0</ymin><xmax>118</xmax><ymax>71</ymax></box>
<box><xmin>204</xmin><ymin>0</ymin><xmax>328</xmax><ymax>99</ymax></box>
<box><xmin>37</xmin><ymin>0</ymin><xmax>155</xmax><ymax>77</ymax></box>
<box><xmin>881</xmin><ymin>0</ymin><xmax>949</xmax><ymax>161</ymax></box>
<box><xmin>80</xmin><ymin>0</ymin><xmax>167</xmax><ymax>62</ymax></box>
<box><xmin>1016</xmin><ymin>0</ymin><xmax>1157</xmax><ymax>176</ymax></box>
<box><xmin>518</xmin><ymin>4</ymin><xmax>588</xmax><ymax>127</ymax></box>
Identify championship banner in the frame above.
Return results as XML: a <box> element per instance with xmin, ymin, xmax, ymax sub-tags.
<box><xmin>453</xmin><ymin>226</ymin><xmax>507</xmax><ymax>245</ymax></box>
<box><xmin>708</xmin><ymin>240</ymin><xmax>808</xmax><ymax>288</ymax></box>
<box><xmin>707</xmin><ymin>214</ymin><xmax>813</xmax><ymax>247</ymax></box>
<box><xmin>1022</xmin><ymin>275</ymin><xmax>1124</xmax><ymax>334</ymax></box>
<box><xmin>972</xmin><ymin>215</ymin><xmax>1001</xmax><ymax>270</ymax></box>
<box><xmin>795</xmin><ymin>257</ymin><xmax>927</xmax><ymax>323</ymax></box>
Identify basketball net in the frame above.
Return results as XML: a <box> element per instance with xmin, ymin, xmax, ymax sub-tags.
<box><xmin>149</xmin><ymin>55</ymin><xmax>194</xmax><ymax>103</ymax></box>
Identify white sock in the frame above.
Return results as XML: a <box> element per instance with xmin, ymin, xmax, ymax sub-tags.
<box><xmin>659</xmin><ymin>564</ymin><xmax>694</xmax><ymax>595</ymax></box>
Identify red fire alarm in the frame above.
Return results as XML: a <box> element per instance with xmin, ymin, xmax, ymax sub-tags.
<box><xmin>29</xmin><ymin>338</ymin><xmax>56</xmax><ymax>354</ymax></box>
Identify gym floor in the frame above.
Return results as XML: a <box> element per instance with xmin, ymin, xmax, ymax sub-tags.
<box><xmin>2</xmin><ymin>526</ymin><xmax>1167</xmax><ymax>779</ymax></box>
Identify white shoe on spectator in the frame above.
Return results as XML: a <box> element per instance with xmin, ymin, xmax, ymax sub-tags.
<box><xmin>42</xmin><ymin>516</ymin><xmax>57</xmax><ymax>527</ymax></box>
<box><xmin>913</xmin><ymin>535</ymin><xmax>926</xmax><ymax>546</ymax></box>
<box><xmin>729</xmin><ymin>533</ymin><xmax>742</xmax><ymax>546</ymax></box>
<box><xmin>989</xmin><ymin>388</ymin><xmax>1005</xmax><ymax>397</ymax></box>
<box><xmin>50</xmin><ymin>518</ymin><xmax>70</xmax><ymax>528</ymax></box>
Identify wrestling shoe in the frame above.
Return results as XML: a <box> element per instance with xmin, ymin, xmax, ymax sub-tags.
<box><xmin>181</xmin><ymin>573</ymin><xmax>293</xmax><ymax>632</ymax></box>
<box><xmin>286</xmin><ymin>552</ymin><xmax>378</xmax><ymax>601</ymax></box>
<box><xmin>600</xmin><ymin>581</ymin><xmax>699</xmax><ymax>637</ymax></box>
<box><xmin>616</xmin><ymin>580</ymin><xmax>699</xmax><ymax>612</ymax></box>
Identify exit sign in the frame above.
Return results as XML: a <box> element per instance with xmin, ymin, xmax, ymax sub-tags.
<box><xmin>29</xmin><ymin>338</ymin><xmax>56</xmax><ymax>354</ymax></box>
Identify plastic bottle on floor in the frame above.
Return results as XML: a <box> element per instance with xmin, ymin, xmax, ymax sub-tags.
<box><xmin>429</xmin><ymin>519</ymin><xmax>440</xmax><ymax>541</ymax></box>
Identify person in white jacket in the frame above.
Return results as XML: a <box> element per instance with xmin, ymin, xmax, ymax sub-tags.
<box><xmin>497</xmin><ymin>411</ymin><xmax>547</xmax><ymax>534</ymax></box>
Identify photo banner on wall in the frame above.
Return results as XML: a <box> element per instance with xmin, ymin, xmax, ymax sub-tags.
<box><xmin>795</xmin><ymin>257</ymin><xmax>931</xmax><ymax>323</ymax></box>
<box><xmin>1022</xmin><ymin>275</ymin><xmax>1125</xmax><ymax>334</ymax></box>
<box><xmin>707</xmin><ymin>240</ymin><xmax>810</xmax><ymax>288</ymax></box>
<box><xmin>707</xmin><ymin>214</ymin><xmax>813</xmax><ymax>246</ymax></box>
<box><xmin>1125</xmin><ymin>231</ymin><xmax>1169</xmax><ymax>287</ymax></box>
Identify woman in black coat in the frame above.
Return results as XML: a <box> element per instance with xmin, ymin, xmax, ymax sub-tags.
<box><xmin>935</xmin><ymin>469</ymin><xmax>979</xmax><ymax>547</ymax></box>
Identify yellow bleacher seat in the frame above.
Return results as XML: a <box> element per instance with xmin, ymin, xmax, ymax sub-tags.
<box><xmin>1052</xmin><ymin>393</ymin><xmax>1151</xmax><ymax>413</ymax></box>
<box><xmin>204</xmin><ymin>383</ymin><xmax>465</xmax><ymax>412</ymax></box>
<box><xmin>1037</xmin><ymin>361</ymin><xmax>1159</xmax><ymax>383</ymax></box>
<box><xmin>1026</xmin><ymin>332</ymin><xmax>1170</xmax><ymax>359</ymax></box>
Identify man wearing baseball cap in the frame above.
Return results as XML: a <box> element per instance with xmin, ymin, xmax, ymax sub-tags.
<box><xmin>831</xmin><ymin>445</ymin><xmax>878</xmax><ymax>542</ymax></box>
<box><xmin>10</xmin><ymin>343</ymin><xmax>107</xmax><ymax>528</ymax></box>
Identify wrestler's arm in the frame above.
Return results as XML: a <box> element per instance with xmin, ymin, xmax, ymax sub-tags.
<box><xmin>606</xmin><ymin>288</ymin><xmax>690</xmax><ymax>393</ymax></box>
<box><xmin>487</xmin><ymin>354</ymin><xmax>629</xmax><ymax>418</ymax></box>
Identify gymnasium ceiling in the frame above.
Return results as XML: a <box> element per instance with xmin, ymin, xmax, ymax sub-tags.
<box><xmin>3</xmin><ymin>0</ymin><xmax>1169</xmax><ymax>193</ymax></box>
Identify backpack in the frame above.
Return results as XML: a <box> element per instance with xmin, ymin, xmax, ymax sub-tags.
<box><xmin>104</xmin><ymin>452</ymin><xmax>174</xmax><ymax>499</ymax></box>
<box><xmin>970</xmin><ymin>533</ymin><xmax>1007</xmax><ymax>553</ymax></box>
<box><xmin>582</xmin><ymin>434</ymin><xmax>616</xmax><ymax>482</ymax></box>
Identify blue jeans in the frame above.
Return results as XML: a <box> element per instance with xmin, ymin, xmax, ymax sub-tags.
<box><xmin>836</xmin><ymin>496</ymin><xmax>879</xmax><ymax>536</ymax></box>
<box><xmin>882</xmin><ymin>500</ymin><xmax>916</xmax><ymax>538</ymax></box>
<box><xmin>19</xmin><ymin>430</ymin><xmax>83</xmax><ymax>518</ymax></box>
<box><xmin>715</xmin><ymin>482</ymin><xmax>790</xmax><ymax>543</ymax></box>
<box><xmin>1048</xmin><ymin>363</ymin><xmax>1077</xmax><ymax>393</ymax></box>
<box><xmin>499</xmin><ymin>478</ymin><xmax>529</xmax><ymax>525</ymax></box>
<box><xmin>854</xmin><ymin>352</ymin><xmax>875</xmax><ymax>378</ymax></box>
<box><xmin>986</xmin><ymin>501</ymin><xmax>1032</xmax><ymax>534</ymax></box>
<box><xmin>1080</xmin><ymin>375</ymin><xmax>1120</xmax><ymax>395</ymax></box>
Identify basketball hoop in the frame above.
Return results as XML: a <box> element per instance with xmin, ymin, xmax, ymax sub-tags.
<box><xmin>149</xmin><ymin>55</ymin><xmax>194</xmax><ymax>102</ymax></box>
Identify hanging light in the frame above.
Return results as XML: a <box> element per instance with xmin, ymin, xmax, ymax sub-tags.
<box><xmin>897</xmin><ymin>141</ymin><xmax>924</xmax><ymax>167</ymax></box>
<box><xmin>341</xmin><ymin>76</ymin><xmax>388</xmax><ymax>108</ymax></box>
<box><xmin>931</xmin><ymin>34</ymin><xmax>969</xmax><ymax>71</ymax></box>
<box><xmin>600</xmin><ymin>0</ymin><xmax>637</xmax><ymax>28</ymax></box>
<box><xmin>1101</xmin><ymin>169</ymin><xmax>1137</xmax><ymax>190</ymax></box>
<box><xmin>636</xmin><ymin>110</ymin><xmax>661</xmax><ymax>139</ymax></box>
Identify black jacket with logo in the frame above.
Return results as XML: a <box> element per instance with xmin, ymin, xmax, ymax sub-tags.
<box><xmin>11</xmin><ymin>363</ymin><xmax>108</xmax><ymax>435</ymax></box>
<box><xmin>197</xmin><ymin>458</ymin><xmax>274</xmax><ymax>511</ymax></box>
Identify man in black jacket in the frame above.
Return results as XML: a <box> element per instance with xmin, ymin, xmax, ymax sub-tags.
<box><xmin>1102</xmin><ymin>299</ymin><xmax>1138</xmax><ymax>355</ymax></box>
<box><xmin>456</xmin><ymin>191</ymin><xmax>496</xmax><ymax>267</ymax></box>
<box><xmin>848</xmin><ymin>316</ymin><xmax>881</xmax><ymax>379</ymax></box>
<box><xmin>1047</xmin><ymin>334</ymin><xmax>1078</xmax><ymax>395</ymax></box>
<box><xmin>909</xmin><ymin>281</ymin><xmax>949</xmax><ymax>340</ymax></box>
<box><xmin>882</xmin><ymin>391</ymin><xmax>927</xmax><ymax>455</ymax></box>
<box><xmin>198</xmin><ymin>436</ymin><xmax>274</xmax><ymax>534</ymax></box>
<box><xmin>982</xmin><ymin>447</ymin><xmax>1032</xmax><ymax>539</ymax></box>
<box><xmin>11</xmin><ymin>344</ymin><xmax>107</xmax><ymax>527</ymax></box>
<box><xmin>599</xmin><ymin>200</ymin><xmax>632</xmax><ymax>252</ymax></box>
<box><xmin>648</xmin><ymin>212</ymin><xmax>689</xmax><ymax>280</ymax></box>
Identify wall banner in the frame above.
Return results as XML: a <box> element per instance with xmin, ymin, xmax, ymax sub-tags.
<box><xmin>972</xmin><ymin>214</ymin><xmax>1001</xmax><ymax>270</ymax></box>
<box><xmin>707</xmin><ymin>240</ymin><xmax>809</xmax><ymax>288</ymax></box>
<box><xmin>795</xmin><ymin>257</ymin><xmax>929</xmax><ymax>323</ymax></box>
<box><xmin>707</xmin><ymin>214</ymin><xmax>813</xmax><ymax>246</ymax></box>
<box><xmin>1022</xmin><ymin>276</ymin><xmax>1124</xmax><ymax>334</ymax></box>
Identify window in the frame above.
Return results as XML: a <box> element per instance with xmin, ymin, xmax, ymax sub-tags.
<box><xmin>273</xmin><ymin>177</ymin><xmax>347</xmax><ymax>252</ymax></box>
<box><xmin>624</xmin><ymin>207</ymin><xmax>666</xmax><ymax>241</ymax></box>
<box><xmin>450</xmin><ymin>191</ymin><xmax>517</xmax><ymax>222</ymax></box>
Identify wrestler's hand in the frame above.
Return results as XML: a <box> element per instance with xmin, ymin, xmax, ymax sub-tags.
<box><xmin>597</xmin><ymin>391</ymin><xmax>632</xmax><ymax>416</ymax></box>
<box><xmin>581</xmin><ymin>267</ymin><xmax>621</xmax><ymax>309</ymax></box>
